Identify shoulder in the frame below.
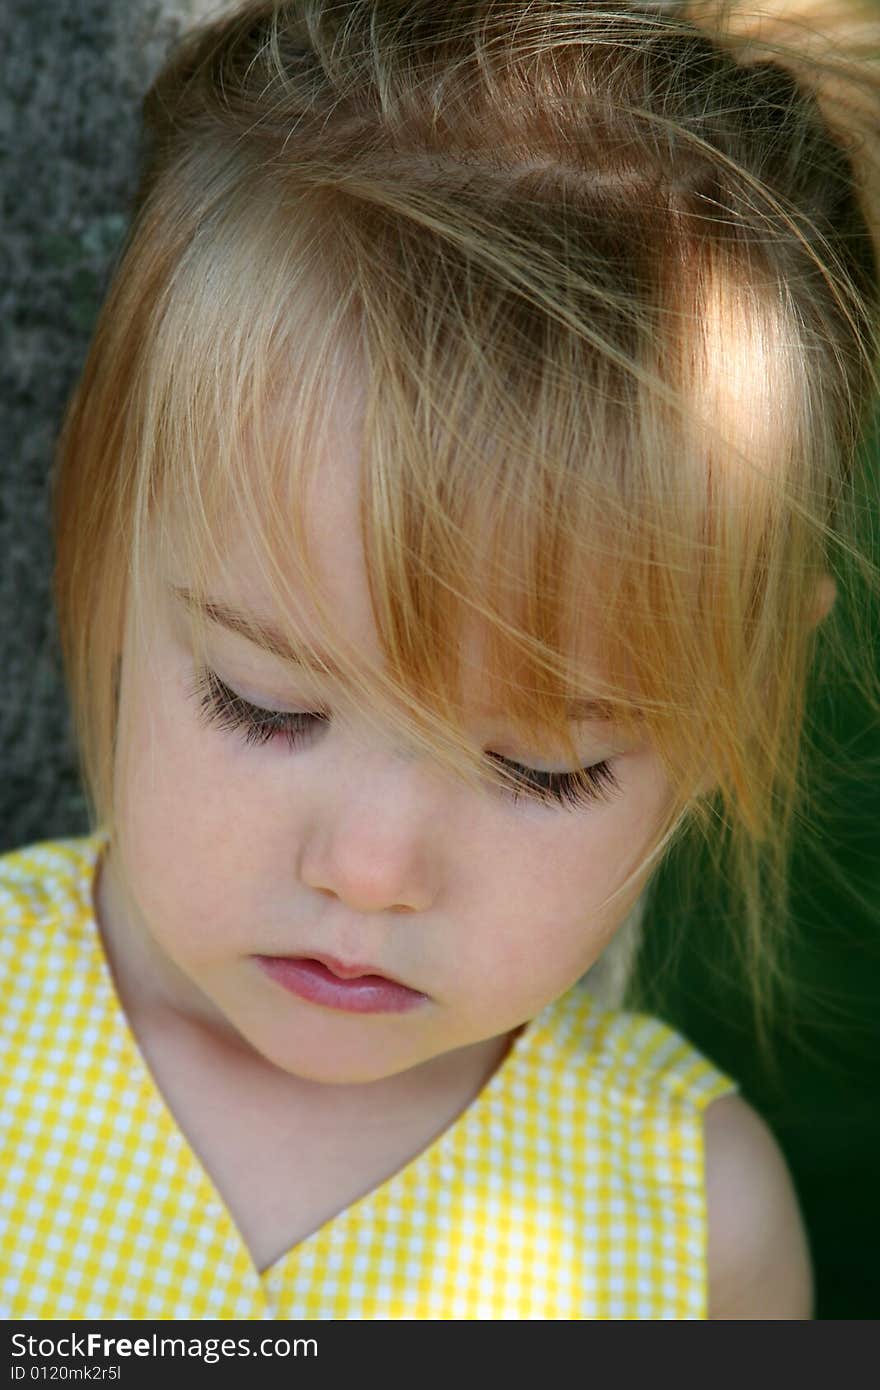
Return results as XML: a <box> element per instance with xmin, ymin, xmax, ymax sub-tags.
<box><xmin>704</xmin><ymin>1092</ymin><xmax>813</xmax><ymax>1319</ymax></box>
<box><xmin>0</xmin><ymin>833</ymin><xmax>104</xmax><ymax>971</ymax></box>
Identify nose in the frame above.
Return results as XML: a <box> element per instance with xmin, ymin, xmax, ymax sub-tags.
<box><xmin>297</xmin><ymin>747</ymin><xmax>441</xmax><ymax>915</ymax></box>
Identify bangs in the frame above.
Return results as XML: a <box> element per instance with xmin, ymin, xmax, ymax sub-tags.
<box><xmin>129</xmin><ymin>149</ymin><xmax>822</xmax><ymax>809</ymax></box>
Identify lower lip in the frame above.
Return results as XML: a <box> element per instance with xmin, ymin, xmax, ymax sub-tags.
<box><xmin>253</xmin><ymin>956</ymin><xmax>429</xmax><ymax>1014</ymax></box>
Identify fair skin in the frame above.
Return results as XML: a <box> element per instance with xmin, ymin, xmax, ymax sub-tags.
<box><xmin>95</xmin><ymin>390</ymin><xmax>816</xmax><ymax>1311</ymax></box>
<box><xmin>705</xmin><ymin>1094</ymin><xmax>814</xmax><ymax>1318</ymax></box>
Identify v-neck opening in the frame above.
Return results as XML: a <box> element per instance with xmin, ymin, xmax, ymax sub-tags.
<box><xmin>73</xmin><ymin>827</ymin><xmax>567</xmax><ymax>1284</ymax></box>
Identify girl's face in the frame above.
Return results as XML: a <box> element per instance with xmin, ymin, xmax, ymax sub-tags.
<box><xmin>99</xmin><ymin>404</ymin><xmax>675</xmax><ymax>1088</ymax></box>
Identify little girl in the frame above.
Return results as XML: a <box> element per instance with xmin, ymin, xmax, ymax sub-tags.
<box><xmin>2</xmin><ymin>0</ymin><xmax>878</xmax><ymax>1320</ymax></box>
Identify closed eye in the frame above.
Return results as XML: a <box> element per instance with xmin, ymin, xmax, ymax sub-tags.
<box><xmin>186</xmin><ymin>668</ymin><xmax>623</xmax><ymax>811</ymax></box>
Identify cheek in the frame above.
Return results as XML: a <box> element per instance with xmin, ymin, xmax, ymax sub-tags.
<box><xmin>468</xmin><ymin>760</ymin><xmax>670</xmax><ymax>983</ymax></box>
<box><xmin>501</xmin><ymin>766</ymin><xmax>666</xmax><ymax>915</ymax></box>
<box><xmin>114</xmin><ymin>673</ymin><xmax>278</xmax><ymax>956</ymax></box>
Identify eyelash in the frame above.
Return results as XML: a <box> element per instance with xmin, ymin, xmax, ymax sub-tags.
<box><xmin>186</xmin><ymin>668</ymin><xmax>622</xmax><ymax>812</ymax></box>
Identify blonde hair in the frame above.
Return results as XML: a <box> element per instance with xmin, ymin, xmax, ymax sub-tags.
<box><xmin>52</xmin><ymin>0</ymin><xmax>880</xmax><ymax>1041</ymax></box>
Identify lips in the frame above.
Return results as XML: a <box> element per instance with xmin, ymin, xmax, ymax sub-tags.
<box><xmin>253</xmin><ymin>953</ymin><xmax>428</xmax><ymax>1014</ymax></box>
<box><xmin>303</xmin><ymin>953</ymin><xmax>407</xmax><ymax>984</ymax></box>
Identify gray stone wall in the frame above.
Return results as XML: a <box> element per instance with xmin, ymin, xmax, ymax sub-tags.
<box><xmin>1</xmin><ymin>0</ymin><xmax>219</xmax><ymax>852</ymax></box>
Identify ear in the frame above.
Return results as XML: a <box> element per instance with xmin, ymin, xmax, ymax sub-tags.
<box><xmin>808</xmin><ymin>573</ymin><xmax>837</xmax><ymax>628</ymax></box>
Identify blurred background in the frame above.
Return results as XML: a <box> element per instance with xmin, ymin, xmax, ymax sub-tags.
<box><xmin>2</xmin><ymin>0</ymin><xmax>878</xmax><ymax>1319</ymax></box>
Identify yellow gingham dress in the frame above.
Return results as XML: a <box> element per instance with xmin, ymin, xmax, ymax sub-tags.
<box><xmin>0</xmin><ymin>831</ymin><xmax>735</xmax><ymax>1320</ymax></box>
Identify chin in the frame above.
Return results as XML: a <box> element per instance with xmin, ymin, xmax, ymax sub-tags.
<box><xmin>240</xmin><ymin>1027</ymin><xmax>421</xmax><ymax>1088</ymax></box>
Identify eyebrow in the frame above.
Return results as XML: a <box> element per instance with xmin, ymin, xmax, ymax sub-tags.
<box><xmin>171</xmin><ymin>584</ymin><xmax>634</xmax><ymax>724</ymax></box>
<box><xmin>172</xmin><ymin>585</ymin><xmax>345</xmax><ymax>676</ymax></box>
